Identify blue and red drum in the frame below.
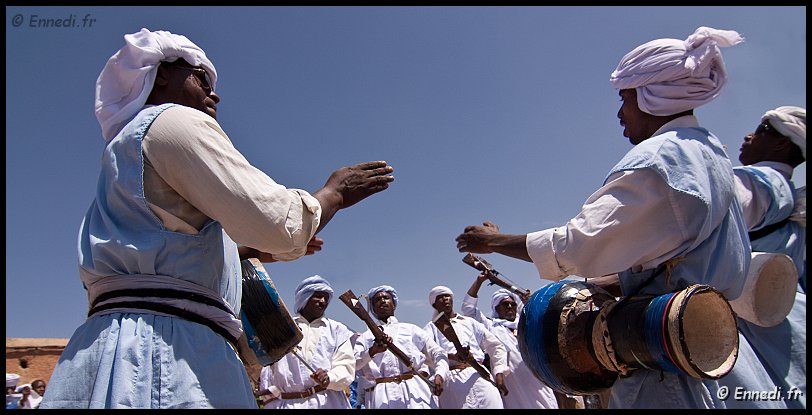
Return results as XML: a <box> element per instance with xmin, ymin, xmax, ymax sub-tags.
<box><xmin>519</xmin><ymin>281</ymin><xmax>739</xmax><ymax>395</ymax></box>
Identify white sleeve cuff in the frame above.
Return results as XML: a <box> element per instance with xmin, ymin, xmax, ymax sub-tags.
<box><xmin>526</xmin><ymin>228</ymin><xmax>567</xmax><ymax>281</ymax></box>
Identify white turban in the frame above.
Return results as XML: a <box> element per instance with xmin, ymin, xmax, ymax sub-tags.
<box><xmin>610</xmin><ymin>26</ymin><xmax>744</xmax><ymax>116</ymax></box>
<box><xmin>762</xmin><ymin>106</ymin><xmax>806</xmax><ymax>159</ymax></box>
<box><xmin>6</xmin><ymin>373</ymin><xmax>20</xmax><ymax>388</ymax></box>
<box><xmin>95</xmin><ymin>28</ymin><xmax>217</xmax><ymax>141</ymax></box>
<box><xmin>367</xmin><ymin>285</ymin><xmax>398</xmax><ymax>317</ymax></box>
<box><xmin>429</xmin><ymin>285</ymin><xmax>453</xmax><ymax>320</ymax></box>
<box><xmin>293</xmin><ymin>275</ymin><xmax>334</xmax><ymax>314</ymax></box>
<box><xmin>491</xmin><ymin>288</ymin><xmax>521</xmax><ymax>319</ymax></box>
<box><xmin>429</xmin><ymin>285</ymin><xmax>453</xmax><ymax>306</ymax></box>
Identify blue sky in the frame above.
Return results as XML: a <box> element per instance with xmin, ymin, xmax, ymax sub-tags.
<box><xmin>6</xmin><ymin>6</ymin><xmax>806</xmax><ymax>339</ymax></box>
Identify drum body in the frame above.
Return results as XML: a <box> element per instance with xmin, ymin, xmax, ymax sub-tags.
<box><xmin>593</xmin><ymin>284</ymin><xmax>739</xmax><ymax>379</ymax></box>
<box><xmin>240</xmin><ymin>258</ymin><xmax>303</xmax><ymax>366</ymax></box>
<box><xmin>519</xmin><ymin>281</ymin><xmax>739</xmax><ymax>395</ymax></box>
<box><xmin>518</xmin><ymin>281</ymin><xmax>618</xmax><ymax>395</ymax></box>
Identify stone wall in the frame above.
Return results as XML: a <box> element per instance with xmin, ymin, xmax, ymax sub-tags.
<box><xmin>5</xmin><ymin>338</ymin><xmax>67</xmax><ymax>386</ymax></box>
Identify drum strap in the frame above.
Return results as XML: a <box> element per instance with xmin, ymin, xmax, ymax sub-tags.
<box><xmin>621</xmin><ymin>256</ymin><xmax>684</xmax><ymax>302</ymax></box>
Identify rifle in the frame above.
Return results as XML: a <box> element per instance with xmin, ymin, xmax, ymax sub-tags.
<box><xmin>463</xmin><ymin>253</ymin><xmax>531</xmax><ymax>300</ymax></box>
<box><xmin>338</xmin><ymin>290</ymin><xmax>437</xmax><ymax>394</ymax></box>
<box><xmin>432</xmin><ymin>313</ymin><xmax>499</xmax><ymax>390</ymax></box>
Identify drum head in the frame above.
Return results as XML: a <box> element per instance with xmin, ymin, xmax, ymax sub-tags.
<box><xmin>518</xmin><ymin>281</ymin><xmax>618</xmax><ymax>395</ymax></box>
<box><xmin>668</xmin><ymin>285</ymin><xmax>738</xmax><ymax>379</ymax></box>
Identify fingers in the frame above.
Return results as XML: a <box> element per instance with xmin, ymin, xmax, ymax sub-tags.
<box><xmin>354</xmin><ymin>160</ymin><xmax>390</xmax><ymax>171</ymax></box>
<box><xmin>367</xmin><ymin>166</ymin><xmax>395</xmax><ymax>177</ymax></box>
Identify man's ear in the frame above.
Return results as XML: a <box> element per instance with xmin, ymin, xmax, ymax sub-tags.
<box><xmin>153</xmin><ymin>65</ymin><xmax>170</xmax><ymax>87</ymax></box>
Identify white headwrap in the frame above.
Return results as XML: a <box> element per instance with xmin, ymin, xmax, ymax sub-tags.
<box><xmin>367</xmin><ymin>285</ymin><xmax>398</xmax><ymax>318</ymax></box>
<box><xmin>762</xmin><ymin>106</ymin><xmax>806</xmax><ymax>159</ymax></box>
<box><xmin>95</xmin><ymin>28</ymin><xmax>217</xmax><ymax>141</ymax></box>
<box><xmin>610</xmin><ymin>26</ymin><xmax>744</xmax><ymax>116</ymax></box>
<box><xmin>293</xmin><ymin>275</ymin><xmax>334</xmax><ymax>314</ymax></box>
<box><xmin>6</xmin><ymin>373</ymin><xmax>20</xmax><ymax>388</ymax></box>
<box><xmin>429</xmin><ymin>285</ymin><xmax>453</xmax><ymax>306</ymax></box>
<box><xmin>429</xmin><ymin>285</ymin><xmax>453</xmax><ymax>319</ymax></box>
<box><xmin>490</xmin><ymin>288</ymin><xmax>521</xmax><ymax>319</ymax></box>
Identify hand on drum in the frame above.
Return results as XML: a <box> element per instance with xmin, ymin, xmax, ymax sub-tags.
<box><xmin>239</xmin><ymin>235</ymin><xmax>324</xmax><ymax>263</ymax></box>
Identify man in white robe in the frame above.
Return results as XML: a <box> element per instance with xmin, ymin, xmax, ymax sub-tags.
<box><xmin>354</xmin><ymin>285</ymin><xmax>449</xmax><ymax>409</ymax></box>
<box><xmin>258</xmin><ymin>276</ymin><xmax>355</xmax><ymax>409</ymax></box>
<box><xmin>423</xmin><ymin>286</ymin><xmax>508</xmax><ymax>409</ymax></box>
<box><xmin>721</xmin><ymin>106</ymin><xmax>806</xmax><ymax>409</ymax></box>
<box><xmin>456</xmin><ymin>26</ymin><xmax>777</xmax><ymax>409</ymax></box>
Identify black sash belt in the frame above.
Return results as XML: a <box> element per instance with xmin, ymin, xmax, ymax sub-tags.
<box><xmin>90</xmin><ymin>288</ymin><xmax>234</xmax><ymax>314</ymax></box>
<box><xmin>87</xmin><ymin>290</ymin><xmax>239</xmax><ymax>346</ymax></box>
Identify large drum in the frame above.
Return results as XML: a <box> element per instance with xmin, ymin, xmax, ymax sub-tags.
<box><xmin>728</xmin><ymin>252</ymin><xmax>798</xmax><ymax>327</ymax></box>
<box><xmin>592</xmin><ymin>284</ymin><xmax>739</xmax><ymax>380</ymax></box>
<box><xmin>240</xmin><ymin>258</ymin><xmax>303</xmax><ymax>367</ymax></box>
<box><xmin>518</xmin><ymin>281</ymin><xmax>739</xmax><ymax>395</ymax></box>
<box><xmin>518</xmin><ymin>281</ymin><xmax>618</xmax><ymax>395</ymax></box>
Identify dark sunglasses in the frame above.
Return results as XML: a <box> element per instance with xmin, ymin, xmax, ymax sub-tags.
<box><xmin>169</xmin><ymin>65</ymin><xmax>213</xmax><ymax>92</ymax></box>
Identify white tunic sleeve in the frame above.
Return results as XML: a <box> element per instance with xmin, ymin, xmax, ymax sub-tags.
<box><xmin>526</xmin><ymin>168</ymin><xmax>706</xmax><ymax>280</ymax></box>
<box><xmin>733</xmin><ymin>169</ymin><xmax>772</xmax><ymax>230</ymax></box>
<box><xmin>477</xmin><ymin>321</ymin><xmax>509</xmax><ymax>376</ymax></box>
<box><xmin>326</xmin><ymin>335</ymin><xmax>356</xmax><ymax>390</ymax></box>
<box><xmin>142</xmin><ymin>105</ymin><xmax>321</xmax><ymax>260</ymax></box>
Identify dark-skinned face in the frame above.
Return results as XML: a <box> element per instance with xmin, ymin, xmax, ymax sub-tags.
<box><xmin>617</xmin><ymin>89</ymin><xmax>659</xmax><ymax>145</ymax></box>
<box><xmin>739</xmin><ymin>120</ymin><xmax>795</xmax><ymax>166</ymax></box>
<box><xmin>32</xmin><ymin>381</ymin><xmax>45</xmax><ymax>396</ymax></box>
<box><xmin>151</xmin><ymin>59</ymin><xmax>219</xmax><ymax>120</ymax></box>
<box><xmin>432</xmin><ymin>293</ymin><xmax>453</xmax><ymax>315</ymax></box>
<box><xmin>495</xmin><ymin>297</ymin><xmax>518</xmax><ymax>321</ymax></box>
<box><xmin>372</xmin><ymin>291</ymin><xmax>396</xmax><ymax>320</ymax></box>
<box><xmin>301</xmin><ymin>291</ymin><xmax>330</xmax><ymax>321</ymax></box>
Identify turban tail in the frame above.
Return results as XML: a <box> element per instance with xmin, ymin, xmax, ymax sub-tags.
<box><xmin>294</xmin><ymin>275</ymin><xmax>334</xmax><ymax>314</ymax></box>
<box><xmin>95</xmin><ymin>28</ymin><xmax>218</xmax><ymax>141</ymax></box>
<box><xmin>610</xmin><ymin>26</ymin><xmax>744</xmax><ymax>116</ymax></box>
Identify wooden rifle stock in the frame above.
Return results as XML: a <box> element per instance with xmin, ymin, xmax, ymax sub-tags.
<box><xmin>463</xmin><ymin>253</ymin><xmax>530</xmax><ymax>299</ymax></box>
<box><xmin>432</xmin><ymin>313</ymin><xmax>497</xmax><ymax>388</ymax></box>
<box><xmin>338</xmin><ymin>290</ymin><xmax>436</xmax><ymax>394</ymax></box>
